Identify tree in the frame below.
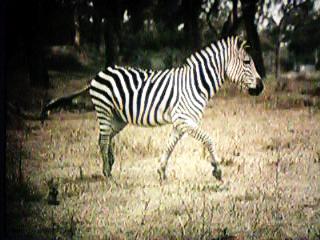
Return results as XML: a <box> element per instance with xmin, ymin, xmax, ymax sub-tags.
<box><xmin>261</xmin><ymin>0</ymin><xmax>309</xmax><ymax>79</ymax></box>
<box><xmin>182</xmin><ymin>0</ymin><xmax>202</xmax><ymax>50</ymax></box>
<box><xmin>154</xmin><ymin>0</ymin><xmax>181</xmax><ymax>33</ymax></box>
<box><xmin>202</xmin><ymin>0</ymin><xmax>234</xmax><ymax>39</ymax></box>
<box><xmin>25</xmin><ymin>0</ymin><xmax>50</xmax><ymax>88</ymax></box>
<box><xmin>7</xmin><ymin>0</ymin><xmax>75</xmax><ymax>88</ymax></box>
<box><xmin>127</xmin><ymin>0</ymin><xmax>145</xmax><ymax>33</ymax></box>
<box><xmin>203</xmin><ymin>0</ymin><xmax>265</xmax><ymax>77</ymax></box>
<box><xmin>220</xmin><ymin>0</ymin><xmax>242</xmax><ymax>38</ymax></box>
<box><xmin>93</xmin><ymin>0</ymin><xmax>124</xmax><ymax>67</ymax></box>
<box><xmin>289</xmin><ymin>15</ymin><xmax>320</xmax><ymax>66</ymax></box>
<box><xmin>241</xmin><ymin>0</ymin><xmax>266</xmax><ymax>78</ymax></box>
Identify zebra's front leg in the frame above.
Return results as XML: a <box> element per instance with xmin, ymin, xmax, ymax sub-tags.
<box><xmin>157</xmin><ymin>127</ymin><xmax>183</xmax><ymax>181</ymax></box>
<box><xmin>184</xmin><ymin>125</ymin><xmax>222</xmax><ymax>181</ymax></box>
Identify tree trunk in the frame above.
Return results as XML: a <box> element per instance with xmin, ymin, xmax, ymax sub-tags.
<box><xmin>315</xmin><ymin>48</ymin><xmax>318</xmax><ymax>67</ymax></box>
<box><xmin>183</xmin><ymin>0</ymin><xmax>201</xmax><ymax>51</ymax></box>
<box><xmin>93</xmin><ymin>13</ymin><xmax>102</xmax><ymax>51</ymax></box>
<box><xmin>128</xmin><ymin>0</ymin><xmax>145</xmax><ymax>33</ymax></box>
<box><xmin>94</xmin><ymin>0</ymin><xmax>122</xmax><ymax>67</ymax></box>
<box><xmin>103</xmin><ymin>21</ymin><xmax>118</xmax><ymax>67</ymax></box>
<box><xmin>27</xmin><ymin>0</ymin><xmax>49</xmax><ymax>88</ymax></box>
<box><xmin>27</xmin><ymin>45</ymin><xmax>49</xmax><ymax>88</ymax></box>
<box><xmin>221</xmin><ymin>0</ymin><xmax>241</xmax><ymax>38</ymax></box>
<box><xmin>275</xmin><ymin>38</ymin><xmax>281</xmax><ymax>80</ymax></box>
<box><xmin>241</xmin><ymin>0</ymin><xmax>266</xmax><ymax>78</ymax></box>
<box><xmin>74</xmin><ymin>5</ymin><xmax>81</xmax><ymax>51</ymax></box>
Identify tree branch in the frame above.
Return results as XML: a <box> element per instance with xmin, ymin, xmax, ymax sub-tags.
<box><xmin>221</xmin><ymin>0</ymin><xmax>241</xmax><ymax>37</ymax></box>
<box><xmin>204</xmin><ymin>0</ymin><xmax>220</xmax><ymax>38</ymax></box>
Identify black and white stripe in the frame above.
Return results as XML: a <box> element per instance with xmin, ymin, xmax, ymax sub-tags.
<box><xmin>89</xmin><ymin>36</ymin><xmax>263</xmax><ymax>180</ymax></box>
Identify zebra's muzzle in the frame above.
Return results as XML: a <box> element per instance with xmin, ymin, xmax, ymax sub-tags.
<box><xmin>248</xmin><ymin>78</ymin><xmax>264</xmax><ymax>96</ymax></box>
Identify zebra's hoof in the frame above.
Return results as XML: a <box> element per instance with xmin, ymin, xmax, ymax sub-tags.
<box><xmin>157</xmin><ymin>168</ymin><xmax>167</xmax><ymax>182</ymax></box>
<box><xmin>103</xmin><ymin>169</ymin><xmax>112</xmax><ymax>178</ymax></box>
<box><xmin>212</xmin><ymin>168</ymin><xmax>222</xmax><ymax>181</ymax></box>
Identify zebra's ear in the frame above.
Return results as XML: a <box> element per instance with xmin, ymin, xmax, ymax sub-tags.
<box><xmin>244</xmin><ymin>43</ymin><xmax>250</xmax><ymax>50</ymax></box>
<box><xmin>234</xmin><ymin>36</ymin><xmax>239</xmax><ymax>48</ymax></box>
<box><xmin>235</xmin><ymin>36</ymin><xmax>245</xmax><ymax>52</ymax></box>
<box><xmin>228</xmin><ymin>36</ymin><xmax>234</xmax><ymax>47</ymax></box>
<box><xmin>240</xmin><ymin>40</ymin><xmax>247</xmax><ymax>50</ymax></box>
<box><xmin>227</xmin><ymin>36</ymin><xmax>230</xmax><ymax>46</ymax></box>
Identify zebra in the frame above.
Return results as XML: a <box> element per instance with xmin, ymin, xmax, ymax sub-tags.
<box><xmin>42</xmin><ymin>36</ymin><xmax>263</xmax><ymax>182</ymax></box>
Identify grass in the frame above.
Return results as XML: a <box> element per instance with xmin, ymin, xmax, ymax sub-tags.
<box><xmin>6</xmin><ymin>52</ymin><xmax>320</xmax><ymax>239</ymax></box>
<box><xmin>7</xmin><ymin>103</ymin><xmax>320</xmax><ymax>238</ymax></box>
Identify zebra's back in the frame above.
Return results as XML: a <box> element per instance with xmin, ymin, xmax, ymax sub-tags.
<box><xmin>89</xmin><ymin>66</ymin><xmax>176</xmax><ymax>127</ymax></box>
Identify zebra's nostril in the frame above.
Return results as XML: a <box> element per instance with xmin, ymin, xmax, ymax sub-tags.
<box><xmin>257</xmin><ymin>78</ymin><xmax>264</xmax><ymax>92</ymax></box>
<box><xmin>248</xmin><ymin>79</ymin><xmax>264</xmax><ymax>96</ymax></box>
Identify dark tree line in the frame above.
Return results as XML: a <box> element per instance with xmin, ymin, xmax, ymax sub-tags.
<box><xmin>6</xmin><ymin>0</ymin><xmax>75</xmax><ymax>88</ymax></box>
<box><xmin>6</xmin><ymin>0</ymin><xmax>320</xmax><ymax>88</ymax></box>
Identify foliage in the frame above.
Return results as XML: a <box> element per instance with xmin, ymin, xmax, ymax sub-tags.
<box><xmin>288</xmin><ymin>15</ymin><xmax>320</xmax><ymax>63</ymax></box>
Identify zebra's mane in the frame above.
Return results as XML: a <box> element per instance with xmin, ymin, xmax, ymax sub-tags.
<box><xmin>113</xmin><ymin>64</ymin><xmax>154</xmax><ymax>74</ymax></box>
<box><xmin>185</xmin><ymin>38</ymin><xmax>224</xmax><ymax>67</ymax></box>
<box><xmin>184</xmin><ymin>36</ymin><xmax>246</xmax><ymax>67</ymax></box>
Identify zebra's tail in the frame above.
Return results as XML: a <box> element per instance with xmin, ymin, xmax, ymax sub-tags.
<box><xmin>41</xmin><ymin>84</ymin><xmax>90</xmax><ymax>122</ymax></box>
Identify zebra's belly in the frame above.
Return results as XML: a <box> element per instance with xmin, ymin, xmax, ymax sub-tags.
<box><xmin>120</xmin><ymin>107</ymin><xmax>172</xmax><ymax>127</ymax></box>
<box><xmin>130</xmin><ymin>120</ymin><xmax>171</xmax><ymax>127</ymax></box>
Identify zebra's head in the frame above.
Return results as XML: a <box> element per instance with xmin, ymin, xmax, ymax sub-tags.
<box><xmin>226</xmin><ymin>37</ymin><xmax>264</xmax><ymax>96</ymax></box>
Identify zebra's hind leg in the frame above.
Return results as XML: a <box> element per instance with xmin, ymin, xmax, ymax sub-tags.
<box><xmin>157</xmin><ymin>127</ymin><xmax>184</xmax><ymax>182</ymax></box>
<box><xmin>108</xmin><ymin>137</ymin><xmax>115</xmax><ymax>168</ymax></box>
<box><xmin>99</xmin><ymin>121</ymin><xmax>126</xmax><ymax>178</ymax></box>
<box><xmin>99</xmin><ymin>135</ymin><xmax>113</xmax><ymax>177</ymax></box>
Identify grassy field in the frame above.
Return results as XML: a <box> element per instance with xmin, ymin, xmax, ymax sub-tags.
<box><xmin>6</xmin><ymin>70</ymin><xmax>320</xmax><ymax>239</ymax></box>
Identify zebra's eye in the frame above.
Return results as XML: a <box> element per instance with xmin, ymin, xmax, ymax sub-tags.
<box><xmin>244</xmin><ymin>60</ymin><xmax>250</xmax><ymax>64</ymax></box>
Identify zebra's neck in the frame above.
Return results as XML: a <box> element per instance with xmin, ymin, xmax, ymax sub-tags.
<box><xmin>185</xmin><ymin>40</ymin><xmax>230</xmax><ymax>100</ymax></box>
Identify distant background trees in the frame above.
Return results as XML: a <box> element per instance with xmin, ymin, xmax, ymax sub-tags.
<box><xmin>5</xmin><ymin>0</ymin><xmax>320</xmax><ymax>88</ymax></box>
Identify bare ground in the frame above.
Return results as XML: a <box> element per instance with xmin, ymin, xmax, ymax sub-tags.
<box><xmin>6</xmin><ymin>76</ymin><xmax>320</xmax><ymax>239</ymax></box>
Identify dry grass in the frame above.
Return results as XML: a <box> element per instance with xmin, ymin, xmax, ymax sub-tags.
<box><xmin>6</xmin><ymin>73</ymin><xmax>320</xmax><ymax>239</ymax></box>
